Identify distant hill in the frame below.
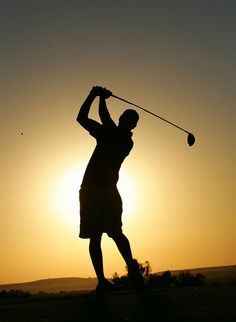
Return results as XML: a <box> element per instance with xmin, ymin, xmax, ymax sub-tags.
<box><xmin>168</xmin><ymin>264</ymin><xmax>236</xmax><ymax>284</ymax></box>
<box><xmin>0</xmin><ymin>265</ymin><xmax>235</xmax><ymax>294</ymax></box>
<box><xmin>0</xmin><ymin>277</ymin><xmax>97</xmax><ymax>294</ymax></box>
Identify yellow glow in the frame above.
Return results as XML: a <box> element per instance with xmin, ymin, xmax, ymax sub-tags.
<box><xmin>53</xmin><ymin>166</ymin><xmax>84</xmax><ymax>226</ymax></box>
<box><xmin>53</xmin><ymin>166</ymin><xmax>138</xmax><ymax>226</ymax></box>
<box><xmin>117</xmin><ymin>171</ymin><xmax>139</xmax><ymax>221</ymax></box>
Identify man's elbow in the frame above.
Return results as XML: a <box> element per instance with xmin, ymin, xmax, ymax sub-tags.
<box><xmin>77</xmin><ymin>114</ymin><xmax>89</xmax><ymax>129</ymax></box>
<box><xmin>76</xmin><ymin>115</ymin><xmax>80</xmax><ymax>123</ymax></box>
<box><xmin>76</xmin><ymin>113</ymin><xmax>84</xmax><ymax>124</ymax></box>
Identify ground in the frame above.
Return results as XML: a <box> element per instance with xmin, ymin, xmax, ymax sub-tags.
<box><xmin>0</xmin><ymin>285</ymin><xmax>236</xmax><ymax>322</ymax></box>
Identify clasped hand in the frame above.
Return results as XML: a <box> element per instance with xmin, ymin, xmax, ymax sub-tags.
<box><xmin>91</xmin><ymin>86</ymin><xmax>112</xmax><ymax>99</ymax></box>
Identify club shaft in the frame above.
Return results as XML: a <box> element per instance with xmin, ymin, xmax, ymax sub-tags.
<box><xmin>111</xmin><ymin>94</ymin><xmax>190</xmax><ymax>134</ymax></box>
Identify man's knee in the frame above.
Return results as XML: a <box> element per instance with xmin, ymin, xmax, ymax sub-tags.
<box><xmin>90</xmin><ymin>234</ymin><xmax>102</xmax><ymax>245</ymax></box>
<box><xmin>108</xmin><ymin>232</ymin><xmax>128</xmax><ymax>243</ymax></box>
<box><xmin>107</xmin><ymin>230</ymin><xmax>121</xmax><ymax>239</ymax></box>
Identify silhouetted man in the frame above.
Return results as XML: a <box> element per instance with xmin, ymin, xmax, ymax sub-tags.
<box><xmin>77</xmin><ymin>86</ymin><xmax>143</xmax><ymax>292</ymax></box>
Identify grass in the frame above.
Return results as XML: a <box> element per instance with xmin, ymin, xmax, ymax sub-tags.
<box><xmin>0</xmin><ymin>285</ymin><xmax>236</xmax><ymax>322</ymax></box>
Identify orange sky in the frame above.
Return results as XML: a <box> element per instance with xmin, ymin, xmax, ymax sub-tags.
<box><xmin>1</xmin><ymin>0</ymin><xmax>235</xmax><ymax>284</ymax></box>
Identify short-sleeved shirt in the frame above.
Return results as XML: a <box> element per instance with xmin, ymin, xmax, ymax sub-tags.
<box><xmin>81</xmin><ymin>123</ymin><xmax>134</xmax><ymax>187</ymax></box>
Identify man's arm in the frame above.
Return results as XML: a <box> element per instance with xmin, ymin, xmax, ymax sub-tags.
<box><xmin>99</xmin><ymin>96</ymin><xmax>116</xmax><ymax>128</ymax></box>
<box><xmin>76</xmin><ymin>88</ymin><xmax>100</xmax><ymax>132</ymax></box>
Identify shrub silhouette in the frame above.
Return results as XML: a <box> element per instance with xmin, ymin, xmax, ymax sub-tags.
<box><xmin>112</xmin><ymin>261</ymin><xmax>205</xmax><ymax>289</ymax></box>
<box><xmin>139</xmin><ymin>261</ymin><xmax>152</xmax><ymax>278</ymax></box>
<box><xmin>0</xmin><ymin>289</ymin><xmax>31</xmax><ymax>299</ymax></box>
<box><xmin>176</xmin><ymin>271</ymin><xmax>205</xmax><ymax>287</ymax></box>
<box><xmin>148</xmin><ymin>271</ymin><xmax>177</xmax><ymax>288</ymax></box>
<box><xmin>148</xmin><ymin>270</ymin><xmax>205</xmax><ymax>288</ymax></box>
<box><xmin>112</xmin><ymin>260</ymin><xmax>150</xmax><ymax>289</ymax></box>
<box><xmin>112</xmin><ymin>272</ymin><xmax>130</xmax><ymax>289</ymax></box>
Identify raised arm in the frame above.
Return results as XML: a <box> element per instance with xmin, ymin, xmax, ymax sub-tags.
<box><xmin>76</xmin><ymin>88</ymin><xmax>100</xmax><ymax>131</ymax></box>
<box><xmin>99</xmin><ymin>95</ymin><xmax>116</xmax><ymax>128</ymax></box>
<box><xmin>77</xmin><ymin>86</ymin><xmax>114</xmax><ymax>131</ymax></box>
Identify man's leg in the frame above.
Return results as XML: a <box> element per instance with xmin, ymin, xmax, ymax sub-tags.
<box><xmin>111</xmin><ymin>232</ymin><xmax>133</xmax><ymax>267</ymax></box>
<box><xmin>111</xmin><ymin>232</ymin><xmax>144</xmax><ymax>291</ymax></box>
<box><xmin>89</xmin><ymin>234</ymin><xmax>114</xmax><ymax>292</ymax></box>
<box><xmin>89</xmin><ymin>234</ymin><xmax>106</xmax><ymax>283</ymax></box>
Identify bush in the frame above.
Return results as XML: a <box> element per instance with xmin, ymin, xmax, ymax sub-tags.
<box><xmin>0</xmin><ymin>289</ymin><xmax>31</xmax><ymax>299</ymax></box>
<box><xmin>111</xmin><ymin>260</ymin><xmax>151</xmax><ymax>289</ymax></box>
<box><xmin>176</xmin><ymin>271</ymin><xmax>205</xmax><ymax>287</ymax></box>
<box><xmin>148</xmin><ymin>270</ymin><xmax>205</xmax><ymax>288</ymax></box>
<box><xmin>148</xmin><ymin>271</ymin><xmax>177</xmax><ymax>288</ymax></box>
<box><xmin>111</xmin><ymin>272</ymin><xmax>130</xmax><ymax>289</ymax></box>
<box><xmin>111</xmin><ymin>261</ymin><xmax>205</xmax><ymax>289</ymax></box>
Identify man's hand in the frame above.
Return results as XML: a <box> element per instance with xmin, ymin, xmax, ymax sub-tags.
<box><xmin>91</xmin><ymin>86</ymin><xmax>112</xmax><ymax>99</ymax></box>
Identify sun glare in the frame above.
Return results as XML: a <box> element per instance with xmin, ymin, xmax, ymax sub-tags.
<box><xmin>117</xmin><ymin>171</ymin><xmax>138</xmax><ymax>221</ymax></box>
<box><xmin>53</xmin><ymin>166</ymin><xmax>138</xmax><ymax>227</ymax></box>
<box><xmin>53</xmin><ymin>166</ymin><xmax>85</xmax><ymax>226</ymax></box>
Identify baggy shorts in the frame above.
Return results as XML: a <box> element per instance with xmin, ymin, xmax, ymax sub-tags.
<box><xmin>79</xmin><ymin>185</ymin><xmax>123</xmax><ymax>238</ymax></box>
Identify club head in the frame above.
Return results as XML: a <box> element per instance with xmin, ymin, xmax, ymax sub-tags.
<box><xmin>187</xmin><ymin>133</ymin><xmax>195</xmax><ymax>147</ymax></box>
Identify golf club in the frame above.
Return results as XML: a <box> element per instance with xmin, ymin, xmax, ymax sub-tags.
<box><xmin>111</xmin><ymin>94</ymin><xmax>195</xmax><ymax>147</ymax></box>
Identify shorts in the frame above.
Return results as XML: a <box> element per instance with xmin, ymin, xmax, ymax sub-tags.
<box><xmin>79</xmin><ymin>185</ymin><xmax>123</xmax><ymax>238</ymax></box>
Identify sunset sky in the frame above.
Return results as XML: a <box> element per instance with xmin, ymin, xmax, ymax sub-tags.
<box><xmin>1</xmin><ymin>0</ymin><xmax>235</xmax><ymax>284</ymax></box>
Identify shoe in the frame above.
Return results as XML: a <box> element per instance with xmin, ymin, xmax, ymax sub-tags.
<box><xmin>95</xmin><ymin>279</ymin><xmax>114</xmax><ymax>293</ymax></box>
<box><xmin>128</xmin><ymin>259</ymin><xmax>144</xmax><ymax>291</ymax></box>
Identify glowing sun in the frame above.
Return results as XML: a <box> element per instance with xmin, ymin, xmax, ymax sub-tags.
<box><xmin>53</xmin><ymin>166</ymin><xmax>84</xmax><ymax>226</ymax></box>
<box><xmin>117</xmin><ymin>170</ymin><xmax>138</xmax><ymax>221</ymax></box>
<box><xmin>53</xmin><ymin>166</ymin><xmax>138</xmax><ymax>226</ymax></box>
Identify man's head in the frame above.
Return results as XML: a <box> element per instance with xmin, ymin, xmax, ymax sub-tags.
<box><xmin>118</xmin><ymin>109</ymin><xmax>139</xmax><ymax>131</ymax></box>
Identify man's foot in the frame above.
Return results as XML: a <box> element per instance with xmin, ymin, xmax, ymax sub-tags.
<box><xmin>128</xmin><ymin>259</ymin><xmax>144</xmax><ymax>291</ymax></box>
<box><xmin>95</xmin><ymin>279</ymin><xmax>114</xmax><ymax>293</ymax></box>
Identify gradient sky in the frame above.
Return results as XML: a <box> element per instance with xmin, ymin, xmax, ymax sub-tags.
<box><xmin>1</xmin><ymin>0</ymin><xmax>235</xmax><ymax>284</ymax></box>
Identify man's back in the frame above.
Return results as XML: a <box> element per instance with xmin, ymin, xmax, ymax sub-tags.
<box><xmin>81</xmin><ymin>124</ymin><xmax>134</xmax><ymax>187</ymax></box>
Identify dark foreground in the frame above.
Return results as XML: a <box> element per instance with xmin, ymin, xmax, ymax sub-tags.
<box><xmin>0</xmin><ymin>285</ymin><xmax>235</xmax><ymax>322</ymax></box>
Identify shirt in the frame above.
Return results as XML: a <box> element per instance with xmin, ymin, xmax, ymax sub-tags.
<box><xmin>81</xmin><ymin>123</ymin><xmax>133</xmax><ymax>187</ymax></box>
